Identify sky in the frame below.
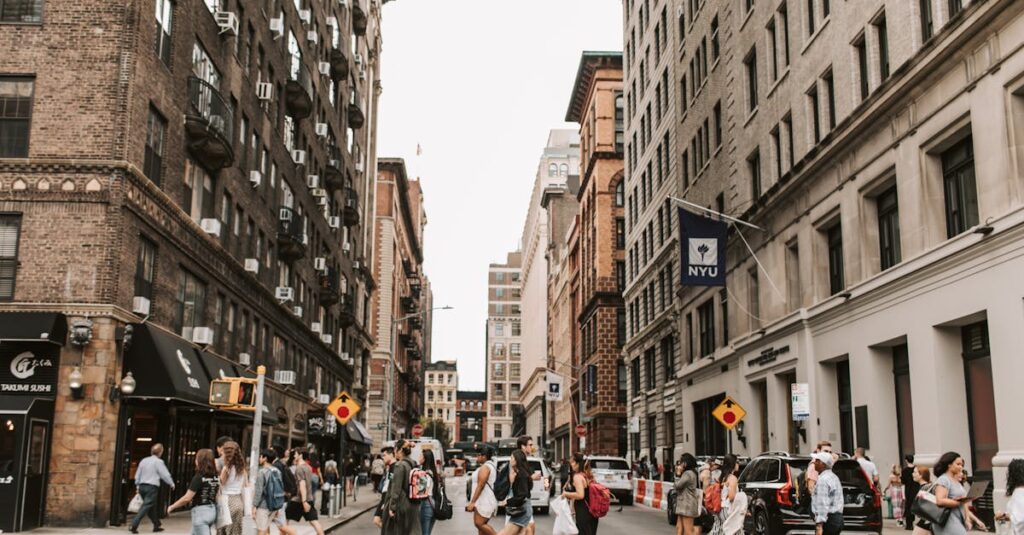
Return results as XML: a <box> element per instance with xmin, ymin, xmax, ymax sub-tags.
<box><xmin>376</xmin><ymin>0</ymin><xmax>624</xmax><ymax>391</ymax></box>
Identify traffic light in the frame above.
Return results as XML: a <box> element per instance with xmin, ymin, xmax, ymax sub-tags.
<box><xmin>209</xmin><ymin>378</ymin><xmax>258</xmax><ymax>409</ymax></box>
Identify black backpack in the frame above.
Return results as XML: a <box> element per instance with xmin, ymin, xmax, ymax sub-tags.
<box><xmin>492</xmin><ymin>461</ymin><xmax>511</xmax><ymax>502</ymax></box>
<box><xmin>275</xmin><ymin>460</ymin><xmax>298</xmax><ymax>499</ymax></box>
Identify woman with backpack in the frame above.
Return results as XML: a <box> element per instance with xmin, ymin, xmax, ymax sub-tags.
<box><xmin>253</xmin><ymin>449</ymin><xmax>296</xmax><ymax>535</ymax></box>
<box><xmin>561</xmin><ymin>452</ymin><xmax>599</xmax><ymax>535</ymax></box>
<box><xmin>418</xmin><ymin>449</ymin><xmax>443</xmax><ymax>534</ymax></box>
<box><xmin>382</xmin><ymin>439</ymin><xmax>422</xmax><ymax>535</ymax></box>
<box><xmin>499</xmin><ymin>447</ymin><xmax>535</xmax><ymax>535</ymax></box>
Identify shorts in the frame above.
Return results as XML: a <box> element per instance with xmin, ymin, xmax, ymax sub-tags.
<box><xmin>506</xmin><ymin>503</ymin><xmax>533</xmax><ymax>527</ymax></box>
<box><xmin>285</xmin><ymin>501</ymin><xmax>319</xmax><ymax>522</ymax></box>
<box><xmin>255</xmin><ymin>507</ymin><xmax>286</xmax><ymax>530</ymax></box>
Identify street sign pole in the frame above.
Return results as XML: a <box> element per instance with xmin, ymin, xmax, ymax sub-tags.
<box><xmin>245</xmin><ymin>366</ymin><xmax>266</xmax><ymax>535</ymax></box>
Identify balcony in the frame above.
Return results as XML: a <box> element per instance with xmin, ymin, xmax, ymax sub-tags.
<box><xmin>318</xmin><ymin>267</ymin><xmax>341</xmax><ymax>306</ymax></box>
<box><xmin>409</xmin><ymin>316</ymin><xmax>422</xmax><ymax>331</ymax></box>
<box><xmin>352</xmin><ymin>1</ymin><xmax>368</xmax><ymax>36</ymax></box>
<box><xmin>276</xmin><ymin>207</ymin><xmax>307</xmax><ymax>261</ymax></box>
<box><xmin>285</xmin><ymin>62</ymin><xmax>314</xmax><ymax>119</ymax></box>
<box><xmin>339</xmin><ymin>296</ymin><xmax>356</xmax><ymax>328</ymax></box>
<box><xmin>348</xmin><ymin>101</ymin><xmax>365</xmax><ymax>129</ymax></box>
<box><xmin>401</xmin><ymin>332</ymin><xmax>417</xmax><ymax>349</ymax></box>
<box><xmin>342</xmin><ymin>187</ymin><xmax>360</xmax><ymax>227</ymax></box>
<box><xmin>409</xmin><ymin>277</ymin><xmax>421</xmax><ymax>298</ymax></box>
<box><xmin>185</xmin><ymin>77</ymin><xmax>234</xmax><ymax>171</ymax></box>
<box><xmin>328</xmin><ymin>47</ymin><xmax>349</xmax><ymax>82</ymax></box>
<box><xmin>407</xmin><ymin>348</ymin><xmax>422</xmax><ymax>361</ymax></box>
<box><xmin>324</xmin><ymin>147</ymin><xmax>346</xmax><ymax>192</ymax></box>
<box><xmin>401</xmin><ymin>296</ymin><xmax>418</xmax><ymax>314</ymax></box>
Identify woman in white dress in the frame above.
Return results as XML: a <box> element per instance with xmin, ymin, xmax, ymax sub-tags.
<box><xmin>712</xmin><ymin>454</ymin><xmax>747</xmax><ymax>535</ymax></box>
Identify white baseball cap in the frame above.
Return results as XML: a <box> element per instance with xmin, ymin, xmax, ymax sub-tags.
<box><xmin>811</xmin><ymin>452</ymin><xmax>834</xmax><ymax>468</ymax></box>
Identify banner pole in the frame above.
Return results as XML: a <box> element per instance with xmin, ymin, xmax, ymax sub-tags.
<box><xmin>669</xmin><ymin>196</ymin><xmax>763</xmax><ymax>231</ymax></box>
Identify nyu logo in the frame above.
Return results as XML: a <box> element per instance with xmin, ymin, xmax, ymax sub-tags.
<box><xmin>10</xmin><ymin>351</ymin><xmax>53</xmax><ymax>380</ymax></box>
<box><xmin>688</xmin><ymin>237</ymin><xmax>719</xmax><ymax>277</ymax></box>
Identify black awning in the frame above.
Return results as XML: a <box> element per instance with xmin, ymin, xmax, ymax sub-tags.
<box><xmin>123</xmin><ymin>323</ymin><xmax>211</xmax><ymax>406</ymax></box>
<box><xmin>0</xmin><ymin>312</ymin><xmax>67</xmax><ymax>345</ymax></box>
<box><xmin>0</xmin><ymin>395</ymin><xmax>40</xmax><ymax>413</ymax></box>
<box><xmin>346</xmin><ymin>419</ymin><xmax>374</xmax><ymax>445</ymax></box>
<box><xmin>197</xmin><ymin>349</ymin><xmax>240</xmax><ymax>381</ymax></box>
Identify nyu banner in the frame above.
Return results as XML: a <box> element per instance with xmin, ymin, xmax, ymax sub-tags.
<box><xmin>678</xmin><ymin>207</ymin><xmax>727</xmax><ymax>286</ymax></box>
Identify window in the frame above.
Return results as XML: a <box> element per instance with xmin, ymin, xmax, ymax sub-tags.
<box><xmin>748</xmin><ymin>148</ymin><xmax>762</xmax><ymax>199</ymax></box>
<box><xmin>875</xmin><ymin>14</ymin><xmax>890</xmax><ymax>81</ymax></box>
<box><xmin>710</xmin><ymin>16</ymin><xmax>720</xmax><ymax>61</ymax></box>
<box><xmin>144</xmin><ymin>107</ymin><xmax>166</xmax><ymax>184</ymax></box>
<box><xmin>748</xmin><ymin>267</ymin><xmax>760</xmax><ymax>329</ymax></box>
<box><xmin>617</xmin><ymin>306</ymin><xmax>626</xmax><ymax>346</ymax></box>
<box><xmin>548</xmin><ymin>163</ymin><xmax>557</xmax><ymax>177</ymax></box>
<box><xmin>768</xmin><ymin>19</ymin><xmax>779</xmax><ymax>81</ymax></box>
<box><xmin>176</xmin><ymin>269</ymin><xmax>207</xmax><ymax>339</ymax></box>
<box><xmin>948</xmin><ymin>0</ymin><xmax>962</xmax><ymax>17</ymax></box>
<box><xmin>493</xmin><ymin>342</ymin><xmax>504</xmax><ymax>357</ymax></box>
<box><xmin>855</xmin><ymin>35</ymin><xmax>869</xmax><ymax>100</ymax></box>
<box><xmin>182</xmin><ymin>159</ymin><xmax>215</xmax><ymax>222</ymax></box>
<box><xmin>559</xmin><ymin>163</ymin><xmax>568</xmax><ymax>177</ymax></box>
<box><xmin>134</xmin><ymin>237</ymin><xmax>157</xmax><ymax>300</ymax></box>
<box><xmin>510</xmin><ymin>343</ymin><xmax>521</xmax><ymax>356</ymax></box>
<box><xmin>827</xmin><ymin>223</ymin><xmax>845</xmax><ymax>294</ymax></box>
<box><xmin>0</xmin><ymin>77</ymin><xmax>33</xmax><ymax>158</ymax></box>
<box><xmin>920</xmin><ymin>0</ymin><xmax>934</xmax><ymax>41</ymax></box>
<box><xmin>744</xmin><ymin>0</ymin><xmax>754</xmax><ymax>14</ymax></box>
<box><xmin>511</xmin><ymin>321</ymin><xmax>521</xmax><ymax>336</ymax></box>
<box><xmin>786</xmin><ymin>240</ymin><xmax>801</xmax><ymax>309</ymax></box>
<box><xmin>1</xmin><ymin>0</ymin><xmax>43</xmax><ymax>23</ymax></box>
<box><xmin>616</xmin><ymin>218</ymin><xmax>626</xmax><ymax>249</ymax></box>
<box><xmin>493</xmin><ymin>362</ymin><xmax>505</xmax><ymax>377</ymax></box>
<box><xmin>661</xmin><ymin>336</ymin><xmax>675</xmax><ymax>380</ymax></box>
<box><xmin>495</xmin><ymin>287</ymin><xmax>504</xmax><ymax>298</ymax></box>
<box><xmin>510</xmin><ymin>363</ymin><xmax>520</xmax><ymax>379</ymax></box>
<box><xmin>744</xmin><ymin>47</ymin><xmax>758</xmax><ymax>112</ymax></box>
<box><xmin>771</xmin><ymin>126</ymin><xmax>782</xmax><ymax>180</ymax></box>
<box><xmin>495</xmin><ymin>323</ymin><xmax>504</xmax><ymax>336</ymax></box>
<box><xmin>698</xmin><ymin>299</ymin><xmax>715</xmax><ymax>357</ymax></box>
<box><xmin>783</xmin><ymin>113</ymin><xmax>794</xmax><ymax>171</ymax></box>
<box><xmin>618</xmin><ymin>362</ymin><xmax>628</xmax><ymax>403</ymax></box>
<box><xmin>153</xmin><ymin>3</ymin><xmax>183</xmax><ymax>67</ymax></box>
<box><xmin>0</xmin><ymin>215</ymin><xmax>21</xmax><ymax>300</ymax></box>
<box><xmin>877</xmin><ymin>185</ymin><xmax>902</xmax><ymax>270</ymax></box>
<box><xmin>615</xmin><ymin>181</ymin><xmax>624</xmax><ymax>207</ymax></box>
<box><xmin>961</xmin><ymin>321</ymin><xmax>997</xmax><ymax>473</ymax></box>
<box><xmin>779</xmin><ymin>3</ymin><xmax>791</xmax><ymax>67</ymax></box>
<box><xmin>615</xmin><ymin>92</ymin><xmax>625</xmax><ymax>153</ymax></box>
<box><xmin>892</xmin><ymin>344</ymin><xmax>915</xmax><ymax>460</ymax></box>
<box><xmin>808</xmin><ymin>83</ymin><xmax>821</xmax><ymax>144</ymax></box>
<box><xmin>495</xmin><ymin>271</ymin><xmax>505</xmax><ymax>282</ymax></box>
<box><xmin>713</xmin><ymin>102</ymin><xmax>722</xmax><ymax>149</ymax></box>
<box><xmin>645</xmin><ymin>347</ymin><xmax>656</xmax><ymax>390</ymax></box>
<box><xmin>823</xmin><ymin>69</ymin><xmax>836</xmax><ymax>130</ymax></box>
<box><xmin>942</xmin><ymin>136</ymin><xmax>978</xmax><ymax>238</ymax></box>
<box><xmin>836</xmin><ymin>360</ymin><xmax>854</xmax><ymax>453</ymax></box>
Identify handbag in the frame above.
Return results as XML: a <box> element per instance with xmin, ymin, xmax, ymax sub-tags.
<box><xmin>127</xmin><ymin>493</ymin><xmax>143</xmax><ymax>514</ymax></box>
<box><xmin>911</xmin><ymin>490</ymin><xmax>951</xmax><ymax>527</ymax></box>
<box><xmin>505</xmin><ymin>496</ymin><xmax>528</xmax><ymax>518</ymax></box>
<box><xmin>216</xmin><ymin>494</ymin><xmax>232</xmax><ymax>529</ymax></box>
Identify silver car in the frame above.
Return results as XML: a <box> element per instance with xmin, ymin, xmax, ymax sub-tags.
<box><xmin>587</xmin><ymin>455</ymin><xmax>634</xmax><ymax>505</ymax></box>
<box><xmin>494</xmin><ymin>456</ymin><xmax>553</xmax><ymax>514</ymax></box>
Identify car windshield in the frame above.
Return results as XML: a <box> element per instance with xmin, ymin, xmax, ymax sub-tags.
<box><xmin>591</xmin><ymin>459</ymin><xmax>630</xmax><ymax>471</ymax></box>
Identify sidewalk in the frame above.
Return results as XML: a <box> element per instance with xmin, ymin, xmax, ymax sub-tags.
<box><xmin>28</xmin><ymin>487</ymin><xmax>378</xmax><ymax>535</ymax></box>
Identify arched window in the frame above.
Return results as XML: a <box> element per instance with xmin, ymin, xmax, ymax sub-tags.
<box><xmin>615</xmin><ymin>181</ymin><xmax>625</xmax><ymax>207</ymax></box>
<box><xmin>548</xmin><ymin>163</ymin><xmax>558</xmax><ymax>177</ymax></box>
<box><xmin>559</xmin><ymin>163</ymin><xmax>568</xmax><ymax>177</ymax></box>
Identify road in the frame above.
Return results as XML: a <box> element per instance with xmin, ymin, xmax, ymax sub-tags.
<box><xmin>341</xmin><ymin>475</ymin><xmax>671</xmax><ymax>534</ymax></box>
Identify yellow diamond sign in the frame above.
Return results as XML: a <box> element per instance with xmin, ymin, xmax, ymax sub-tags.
<box><xmin>711</xmin><ymin>395</ymin><xmax>746</xmax><ymax>431</ymax></box>
<box><xmin>327</xmin><ymin>391</ymin><xmax>361</xmax><ymax>425</ymax></box>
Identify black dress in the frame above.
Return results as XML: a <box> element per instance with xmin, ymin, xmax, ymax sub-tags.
<box><xmin>567</xmin><ymin>480</ymin><xmax>598</xmax><ymax>535</ymax></box>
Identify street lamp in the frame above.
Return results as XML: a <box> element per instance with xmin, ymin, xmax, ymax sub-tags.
<box><xmin>385</xmin><ymin>305</ymin><xmax>452</xmax><ymax>441</ymax></box>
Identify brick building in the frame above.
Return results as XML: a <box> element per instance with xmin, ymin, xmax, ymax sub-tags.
<box><xmin>0</xmin><ymin>0</ymin><xmax>385</xmax><ymax>530</ymax></box>
<box><xmin>367</xmin><ymin>157</ymin><xmax>430</xmax><ymax>445</ymax></box>
<box><xmin>456</xmin><ymin>390</ymin><xmax>487</xmax><ymax>444</ymax></box>
<box><xmin>565</xmin><ymin>52</ymin><xmax>627</xmax><ymax>456</ymax></box>
<box><xmin>485</xmin><ymin>251</ymin><xmax>521</xmax><ymax>440</ymax></box>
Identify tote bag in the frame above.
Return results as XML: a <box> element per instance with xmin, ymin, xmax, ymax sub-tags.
<box><xmin>911</xmin><ymin>490</ymin><xmax>951</xmax><ymax>527</ymax></box>
<box><xmin>127</xmin><ymin>493</ymin><xmax>143</xmax><ymax>514</ymax></box>
<box><xmin>216</xmin><ymin>494</ymin><xmax>232</xmax><ymax>529</ymax></box>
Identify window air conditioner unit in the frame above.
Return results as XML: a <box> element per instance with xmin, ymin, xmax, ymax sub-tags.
<box><xmin>342</xmin><ymin>241</ymin><xmax>351</xmax><ymax>252</ymax></box>
<box><xmin>275</xmin><ymin>286</ymin><xmax>294</xmax><ymax>301</ymax></box>
<box><xmin>274</xmin><ymin>370</ymin><xmax>296</xmax><ymax>385</ymax></box>
<box><xmin>307</xmin><ymin>31</ymin><xmax>319</xmax><ymax>44</ymax></box>
<box><xmin>359</xmin><ymin>65</ymin><xmax>366</xmax><ymax>81</ymax></box>
<box><xmin>311</xmin><ymin>188</ymin><xmax>326</xmax><ymax>198</ymax></box>
<box><xmin>321</xmin><ymin>334</ymin><xmax>333</xmax><ymax>345</ymax></box>
<box><xmin>132</xmin><ymin>296</ymin><xmax>151</xmax><ymax>315</ymax></box>
<box><xmin>249</xmin><ymin>170</ymin><xmax>263</xmax><ymax>188</ymax></box>
<box><xmin>291</xmin><ymin>149</ymin><xmax>307</xmax><ymax>165</ymax></box>
<box><xmin>200</xmin><ymin>218</ymin><xmax>221</xmax><ymax>237</ymax></box>
<box><xmin>292</xmin><ymin>306</ymin><xmax>303</xmax><ymax>317</ymax></box>
<box><xmin>244</xmin><ymin>258</ymin><xmax>260</xmax><ymax>273</ymax></box>
<box><xmin>298</xmin><ymin>9</ymin><xmax>311</xmax><ymax>24</ymax></box>
<box><xmin>302</xmin><ymin>233</ymin><xmax>309</xmax><ymax>246</ymax></box>
<box><xmin>307</xmin><ymin>174</ymin><xmax>320</xmax><ymax>188</ymax></box>
<box><xmin>256</xmin><ymin>82</ymin><xmax>273</xmax><ymax>100</ymax></box>
<box><xmin>316</xmin><ymin>196</ymin><xmax>328</xmax><ymax>206</ymax></box>
<box><xmin>307</xmin><ymin>388</ymin><xmax>316</xmax><ymax>398</ymax></box>
<box><xmin>214</xmin><ymin>11</ymin><xmax>239</xmax><ymax>35</ymax></box>
<box><xmin>317</xmin><ymin>393</ymin><xmax>331</xmax><ymax>404</ymax></box>
<box><xmin>315</xmin><ymin>122</ymin><xmax>328</xmax><ymax>137</ymax></box>
<box><xmin>238</xmin><ymin>352</ymin><xmax>251</xmax><ymax>366</ymax></box>
<box><xmin>354</xmin><ymin>52</ymin><xmax>364</xmax><ymax>65</ymax></box>
<box><xmin>278</xmin><ymin>208</ymin><xmax>292</xmax><ymax>221</ymax></box>
<box><xmin>314</xmin><ymin>257</ymin><xmax>327</xmax><ymax>271</ymax></box>
<box><xmin>318</xmin><ymin>62</ymin><xmax>331</xmax><ymax>76</ymax></box>
<box><xmin>269</xmin><ymin>16</ymin><xmax>284</xmax><ymax>38</ymax></box>
<box><xmin>192</xmin><ymin>327</ymin><xmax>214</xmax><ymax>345</ymax></box>
<box><xmin>341</xmin><ymin>351</ymin><xmax>351</xmax><ymax>363</ymax></box>
<box><xmin>353</xmin><ymin>260</ymin><xmax>362</xmax><ymax>271</ymax></box>
<box><xmin>354</xmin><ymin>160</ymin><xmax>364</xmax><ymax>173</ymax></box>
<box><xmin>326</xmin><ymin>16</ymin><xmax>338</xmax><ymax>27</ymax></box>
<box><xmin>328</xmin><ymin>216</ymin><xmax>340</xmax><ymax>228</ymax></box>
<box><xmin>311</xmin><ymin>322</ymin><xmax>322</xmax><ymax>333</ymax></box>
<box><xmin>338</xmin><ymin>0</ymin><xmax>348</xmax><ymax>8</ymax></box>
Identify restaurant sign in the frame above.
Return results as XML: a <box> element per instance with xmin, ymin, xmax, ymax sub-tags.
<box><xmin>0</xmin><ymin>344</ymin><xmax>60</xmax><ymax>395</ymax></box>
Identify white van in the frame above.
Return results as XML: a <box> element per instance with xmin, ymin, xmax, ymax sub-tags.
<box><xmin>384</xmin><ymin>437</ymin><xmax>446</xmax><ymax>469</ymax></box>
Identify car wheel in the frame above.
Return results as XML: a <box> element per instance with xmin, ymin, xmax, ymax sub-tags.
<box><xmin>753</xmin><ymin>509</ymin><xmax>770</xmax><ymax>535</ymax></box>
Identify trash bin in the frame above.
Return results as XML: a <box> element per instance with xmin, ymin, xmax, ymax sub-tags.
<box><xmin>884</xmin><ymin>496</ymin><xmax>893</xmax><ymax>519</ymax></box>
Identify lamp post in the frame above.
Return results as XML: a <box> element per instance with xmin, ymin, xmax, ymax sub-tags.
<box><xmin>385</xmin><ymin>305</ymin><xmax>452</xmax><ymax>441</ymax></box>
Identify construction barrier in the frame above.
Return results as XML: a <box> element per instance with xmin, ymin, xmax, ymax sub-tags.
<box><xmin>633</xmin><ymin>479</ymin><xmax>669</xmax><ymax>511</ymax></box>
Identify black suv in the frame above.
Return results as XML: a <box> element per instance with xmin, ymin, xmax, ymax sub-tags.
<box><xmin>739</xmin><ymin>453</ymin><xmax>882</xmax><ymax>535</ymax></box>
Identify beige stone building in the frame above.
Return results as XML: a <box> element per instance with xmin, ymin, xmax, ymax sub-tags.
<box><xmin>486</xmin><ymin>251</ymin><xmax>522</xmax><ymax>440</ymax></box>
<box><xmin>624</xmin><ymin>0</ymin><xmax>1024</xmax><ymax>516</ymax></box>
<box><xmin>424</xmin><ymin>360</ymin><xmax>457</xmax><ymax>444</ymax></box>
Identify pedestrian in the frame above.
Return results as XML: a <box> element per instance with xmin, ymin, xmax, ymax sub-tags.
<box><xmin>372</xmin><ymin>446</ymin><xmax>397</xmax><ymax>530</ymax></box>
<box><xmin>911</xmin><ymin>466</ymin><xmax>936</xmax><ymax>535</ymax></box>
<box><xmin>639</xmin><ymin>456</ymin><xmax>649</xmax><ymax>480</ymax></box>
<box><xmin>371</xmin><ymin>454</ymin><xmax>386</xmax><ymax>494</ymax></box>
<box><xmin>674</xmin><ymin>453</ymin><xmax>701</xmax><ymax>535</ymax></box>
<box><xmin>957</xmin><ymin>470</ymin><xmax>987</xmax><ymax>530</ymax></box>
<box><xmin>272</xmin><ymin>446</ymin><xmax>298</xmax><ymax>503</ymax></box>
<box><xmin>284</xmin><ymin>448</ymin><xmax>325</xmax><ymax>535</ymax></box>
<box><xmin>498</xmin><ymin>437</ymin><xmax>536</xmax><ymax>535</ymax></box>
<box><xmin>167</xmin><ymin>448</ymin><xmax>220</xmax><ymax>535</ymax></box>
<box><xmin>252</xmin><ymin>448</ymin><xmax>295</xmax><ymax>535</ymax></box>
<box><xmin>854</xmin><ymin>447</ymin><xmax>880</xmax><ymax>487</ymax></box>
<box><xmin>419</xmin><ymin>448</ymin><xmax>442</xmax><ymax>535</ymax></box>
<box><xmin>902</xmin><ymin>455</ymin><xmax>920</xmax><ymax>531</ymax></box>
<box><xmin>214</xmin><ymin>436</ymin><xmax>233</xmax><ymax>471</ymax></box>
<box><xmin>345</xmin><ymin>454</ymin><xmax>360</xmax><ymax>501</ymax></box>
<box><xmin>699</xmin><ymin>458</ymin><xmax>719</xmax><ymax>490</ymax></box>
<box><xmin>996</xmin><ymin>458</ymin><xmax>1024</xmax><ymax>535</ymax></box>
<box><xmin>320</xmin><ymin>456</ymin><xmax>339</xmax><ymax>516</ymax></box>
<box><xmin>218</xmin><ymin>441</ymin><xmax>248</xmax><ymax>535</ymax></box>
<box><xmin>810</xmin><ymin>452</ymin><xmax>844</xmax><ymax>535</ymax></box>
<box><xmin>465</xmin><ymin>444</ymin><xmax>498</xmax><ymax>535</ymax></box>
<box><xmin>652</xmin><ymin>456</ymin><xmax>661</xmax><ymax>481</ymax></box>
<box><xmin>130</xmin><ymin>443</ymin><xmax>175</xmax><ymax>534</ymax></box>
<box><xmin>381</xmin><ymin>439</ymin><xmax>422</xmax><ymax>535</ymax></box>
<box><xmin>807</xmin><ymin>441</ymin><xmax>835</xmax><ymax>494</ymax></box>
<box><xmin>561</xmin><ymin>451</ymin><xmax>599</xmax><ymax>535</ymax></box>
<box><xmin>308</xmin><ymin>453</ymin><xmax>321</xmax><ymax>512</ymax></box>
<box><xmin>886</xmin><ymin>464</ymin><xmax>906</xmax><ymax>524</ymax></box>
<box><xmin>930</xmin><ymin>451</ymin><xmax>974</xmax><ymax>535</ymax></box>
<box><xmin>713</xmin><ymin>454</ymin><xmax>747</xmax><ymax>535</ymax></box>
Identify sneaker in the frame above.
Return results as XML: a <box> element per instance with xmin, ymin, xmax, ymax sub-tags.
<box><xmin>154</xmin><ymin>528</ymin><xmax>165</xmax><ymax>533</ymax></box>
<box><xmin>129</xmin><ymin>528</ymin><xmax>138</xmax><ymax>534</ymax></box>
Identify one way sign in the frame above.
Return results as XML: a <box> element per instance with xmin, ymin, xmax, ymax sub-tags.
<box><xmin>711</xmin><ymin>395</ymin><xmax>746</xmax><ymax>431</ymax></box>
<box><xmin>327</xmin><ymin>391</ymin><xmax>361</xmax><ymax>425</ymax></box>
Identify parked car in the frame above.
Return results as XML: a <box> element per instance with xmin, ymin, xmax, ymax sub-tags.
<box><xmin>738</xmin><ymin>453</ymin><xmax>882</xmax><ymax>535</ymax></box>
<box><xmin>587</xmin><ymin>456</ymin><xmax>634</xmax><ymax>505</ymax></box>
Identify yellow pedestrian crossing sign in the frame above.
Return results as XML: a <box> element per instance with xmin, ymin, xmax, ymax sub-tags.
<box><xmin>327</xmin><ymin>391</ymin><xmax>361</xmax><ymax>425</ymax></box>
<box><xmin>712</xmin><ymin>395</ymin><xmax>746</xmax><ymax>430</ymax></box>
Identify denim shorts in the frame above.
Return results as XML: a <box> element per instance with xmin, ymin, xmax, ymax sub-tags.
<box><xmin>506</xmin><ymin>502</ymin><xmax>533</xmax><ymax>527</ymax></box>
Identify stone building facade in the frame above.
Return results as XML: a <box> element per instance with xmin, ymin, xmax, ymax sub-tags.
<box><xmin>424</xmin><ymin>359</ymin><xmax>457</xmax><ymax>444</ymax></box>
<box><xmin>0</xmin><ymin>0</ymin><xmax>384</xmax><ymax>530</ymax></box>
<box><xmin>485</xmin><ymin>251</ymin><xmax>521</xmax><ymax>440</ymax></box>
<box><xmin>565</xmin><ymin>52</ymin><xmax>628</xmax><ymax>456</ymax></box>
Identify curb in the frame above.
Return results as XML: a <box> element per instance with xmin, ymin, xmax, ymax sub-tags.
<box><xmin>324</xmin><ymin>502</ymin><xmax>377</xmax><ymax>533</ymax></box>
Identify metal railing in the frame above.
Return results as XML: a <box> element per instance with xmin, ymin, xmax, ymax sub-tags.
<box><xmin>187</xmin><ymin>76</ymin><xmax>233</xmax><ymax>142</ymax></box>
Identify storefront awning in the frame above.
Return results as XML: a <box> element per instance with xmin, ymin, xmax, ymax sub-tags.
<box><xmin>346</xmin><ymin>419</ymin><xmax>373</xmax><ymax>446</ymax></box>
<box><xmin>123</xmin><ymin>323</ymin><xmax>211</xmax><ymax>406</ymax></box>
<box><xmin>0</xmin><ymin>312</ymin><xmax>66</xmax><ymax>345</ymax></box>
<box><xmin>0</xmin><ymin>395</ymin><xmax>40</xmax><ymax>414</ymax></box>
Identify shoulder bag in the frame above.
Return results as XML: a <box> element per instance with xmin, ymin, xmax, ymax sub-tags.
<box><xmin>911</xmin><ymin>487</ymin><xmax>951</xmax><ymax>527</ymax></box>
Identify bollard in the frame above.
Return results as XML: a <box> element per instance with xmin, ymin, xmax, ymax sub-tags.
<box><xmin>330</xmin><ymin>485</ymin><xmax>342</xmax><ymax>517</ymax></box>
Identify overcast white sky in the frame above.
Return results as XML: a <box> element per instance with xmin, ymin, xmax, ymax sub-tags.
<box><xmin>377</xmin><ymin>0</ymin><xmax>623</xmax><ymax>391</ymax></box>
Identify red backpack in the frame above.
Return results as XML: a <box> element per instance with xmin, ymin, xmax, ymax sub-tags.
<box><xmin>587</xmin><ymin>481</ymin><xmax>612</xmax><ymax>518</ymax></box>
<box><xmin>703</xmin><ymin>482</ymin><xmax>723</xmax><ymax>513</ymax></box>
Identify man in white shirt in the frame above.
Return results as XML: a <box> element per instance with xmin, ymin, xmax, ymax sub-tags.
<box><xmin>854</xmin><ymin>447</ymin><xmax>879</xmax><ymax>486</ymax></box>
<box><xmin>811</xmin><ymin>452</ymin><xmax>845</xmax><ymax>535</ymax></box>
<box><xmin>131</xmin><ymin>443</ymin><xmax>174</xmax><ymax>534</ymax></box>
